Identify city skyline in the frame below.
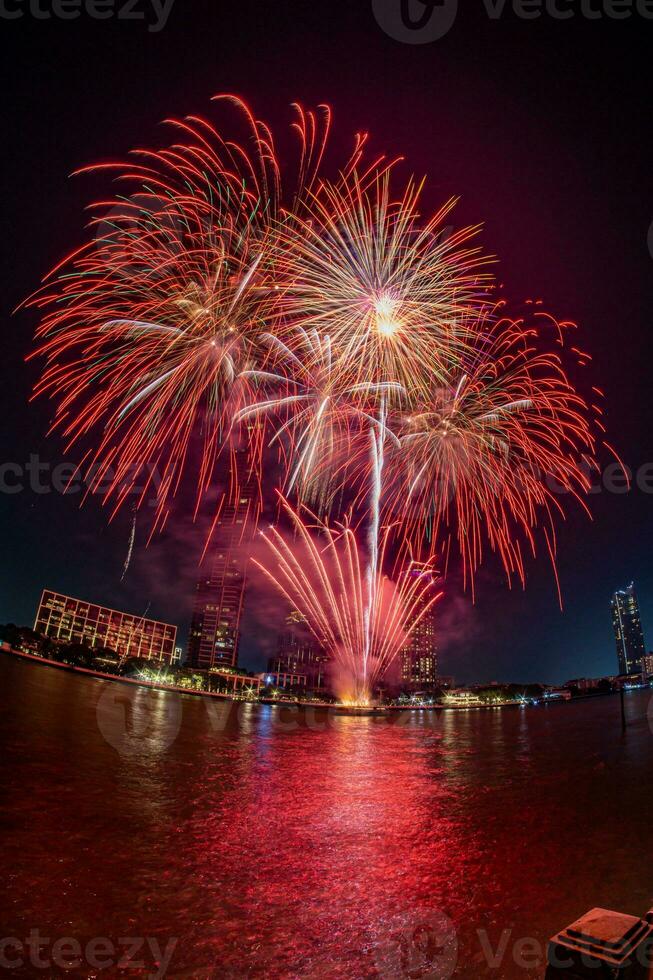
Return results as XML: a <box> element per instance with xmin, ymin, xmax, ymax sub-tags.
<box><xmin>5</xmin><ymin>564</ymin><xmax>653</xmax><ymax>683</ymax></box>
<box><xmin>17</xmin><ymin>573</ymin><xmax>652</xmax><ymax>688</ymax></box>
<box><xmin>4</xmin><ymin>471</ymin><xmax>652</xmax><ymax>686</ymax></box>
<box><xmin>9</xmin><ymin>573</ymin><xmax>652</xmax><ymax>699</ymax></box>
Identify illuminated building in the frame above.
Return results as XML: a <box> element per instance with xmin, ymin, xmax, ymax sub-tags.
<box><xmin>442</xmin><ymin>689</ymin><xmax>483</xmax><ymax>707</ymax></box>
<box><xmin>34</xmin><ymin>590</ymin><xmax>176</xmax><ymax>662</ymax></box>
<box><xmin>207</xmin><ymin>668</ymin><xmax>262</xmax><ymax>697</ymax></box>
<box><xmin>611</xmin><ymin>583</ymin><xmax>646</xmax><ymax>676</ymax></box>
<box><xmin>542</xmin><ymin>688</ymin><xmax>572</xmax><ymax>702</ymax></box>
<box><xmin>400</xmin><ymin>586</ymin><xmax>438</xmax><ymax>690</ymax></box>
<box><xmin>641</xmin><ymin>653</ymin><xmax>653</xmax><ymax>676</ymax></box>
<box><xmin>267</xmin><ymin>610</ymin><xmax>329</xmax><ymax>691</ymax></box>
<box><xmin>260</xmin><ymin>671</ymin><xmax>310</xmax><ymax>692</ymax></box>
<box><xmin>187</xmin><ymin>455</ymin><xmax>258</xmax><ymax>670</ymax></box>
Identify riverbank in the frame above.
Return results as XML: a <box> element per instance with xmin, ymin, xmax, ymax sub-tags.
<box><xmin>2</xmin><ymin>644</ymin><xmax>633</xmax><ymax>713</ymax></box>
<box><xmin>0</xmin><ymin>645</ymin><xmax>263</xmax><ymax>704</ymax></box>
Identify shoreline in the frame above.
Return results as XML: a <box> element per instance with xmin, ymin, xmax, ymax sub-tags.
<box><xmin>0</xmin><ymin>646</ymin><xmax>264</xmax><ymax>704</ymax></box>
<box><xmin>1</xmin><ymin>645</ymin><xmax>626</xmax><ymax>711</ymax></box>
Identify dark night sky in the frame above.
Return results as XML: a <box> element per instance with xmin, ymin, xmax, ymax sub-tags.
<box><xmin>1</xmin><ymin>0</ymin><xmax>652</xmax><ymax>683</ymax></box>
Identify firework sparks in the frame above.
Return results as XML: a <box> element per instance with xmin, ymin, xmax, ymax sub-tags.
<box><xmin>273</xmin><ymin>171</ymin><xmax>493</xmax><ymax>398</ymax></box>
<box><xmin>23</xmin><ymin>97</ymin><xmax>363</xmax><ymax>529</ymax></box>
<box><xmin>254</xmin><ymin>496</ymin><xmax>442</xmax><ymax>704</ymax></box>
<box><xmin>383</xmin><ymin>306</ymin><xmax>604</xmax><ymax>598</ymax></box>
<box><xmin>235</xmin><ymin>327</ymin><xmax>401</xmax><ymax>510</ymax></box>
<box><xmin>23</xmin><ymin>94</ymin><xmax>612</xmax><ymax>698</ymax></box>
<box><xmin>121</xmin><ymin>508</ymin><xmax>137</xmax><ymax>582</ymax></box>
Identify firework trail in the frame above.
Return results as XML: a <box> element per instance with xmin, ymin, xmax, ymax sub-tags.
<box><xmin>121</xmin><ymin>508</ymin><xmax>137</xmax><ymax>582</ymax></box>
<box><xmin>254</xmin><ymin>496</ymin><xmax>442</xmax><ymax>703</ymax></box>
<box><xmin>118</xmin><ymin>601</ymin><xmax>152</xmax><ymax>666</ymax></box>
<box><xmin>235</xmin><ymin>327</ymin><xmax>401</xmax><ymax>512</ymax></box>
<box><xmin>364</xmin><ymin>396</ymin><xmax>387</xmax><ymax>690</ymax></box>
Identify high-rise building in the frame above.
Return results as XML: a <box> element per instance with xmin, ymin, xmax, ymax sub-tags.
<box><xmin>267</xmin><ymin>610</ymin><xmax>329</xmax><ymax>692</ymax></box>
<box><xmin>400</xmin><ymin>586</ymin><xmax>438</xmax><ymax>690</ymax></box>
<box><xmin>35</xmin><ymin>590</ymin><xmax>177</xmax><ymax>662</ymax></box>
<box><xmin>611</xmin><ymin>583</ymin><xmax>646</xmax><ymax>676</ymax></box>
<box><xmin>187</xmin><ymin>456</ymin><xmax>258</xmax><ymax>670</ymax></box>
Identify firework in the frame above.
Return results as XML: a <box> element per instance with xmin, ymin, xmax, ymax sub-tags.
<box><xmin>121</xmin><ymin>508</ymin><xmax>137</xmax><ymax>582</ymax></box>
<box><xmin>235</xmin><ymin>327</ymin><xmax>401</xmax><ymax>511</ymax></box>
<box><xmin>24</xmin><ymin>95</ymin><xmax>611</xmax><ymax>699</ymax></box>
<box><xmin>272</xmin><ymin>170</ymin><xmax>493</xmax><ymax>399</ymax></box>
<box><xmin>254</xmin><ymin>496</ymin><xmax>442</xmax><ymax>704</ymax></box>
<box><xmin>383</xmin><ymin>305</ymin><xmax>603</xmax><ymax>598</ymax></box>
<box><xmin>23</xmin><ymin>97</ymin><xmax>364</xmax><ymax>529</ymax></box>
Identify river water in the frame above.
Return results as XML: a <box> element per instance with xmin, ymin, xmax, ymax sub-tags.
<box><xmin>2</xmin><ymin>654</ymin><xmax>653</xmax><ymax>979</ymax></box>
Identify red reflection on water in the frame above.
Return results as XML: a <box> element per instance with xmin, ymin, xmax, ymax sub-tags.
<box><xmin>2</xmin><ymin>657</ymin><xmax>653</xmax><ymax>979</ymax></box>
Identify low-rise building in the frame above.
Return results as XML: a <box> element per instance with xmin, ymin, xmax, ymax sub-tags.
<box><xmin>35</xmin><ymin>589</ymin><xmax>177</xmax><ymax>663</ymax></box>
<box><xmin>564</xmin><ymin>678</ymin><xmax>597</xmax><ymax>692</ymax></box>
<box><xmin>543</xmin><ymin>688</ymin><xmax>572</xmax><ymax>701</ymax></box>
<box><xmin>259</xmin><ymin>670</ymin><xmax>308</xmax><ymax>692</ymax></box>
<box><xmin>442</xmin><ymin>689</ymin><xmax>484</xmax><ymax>708</ymax></box>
